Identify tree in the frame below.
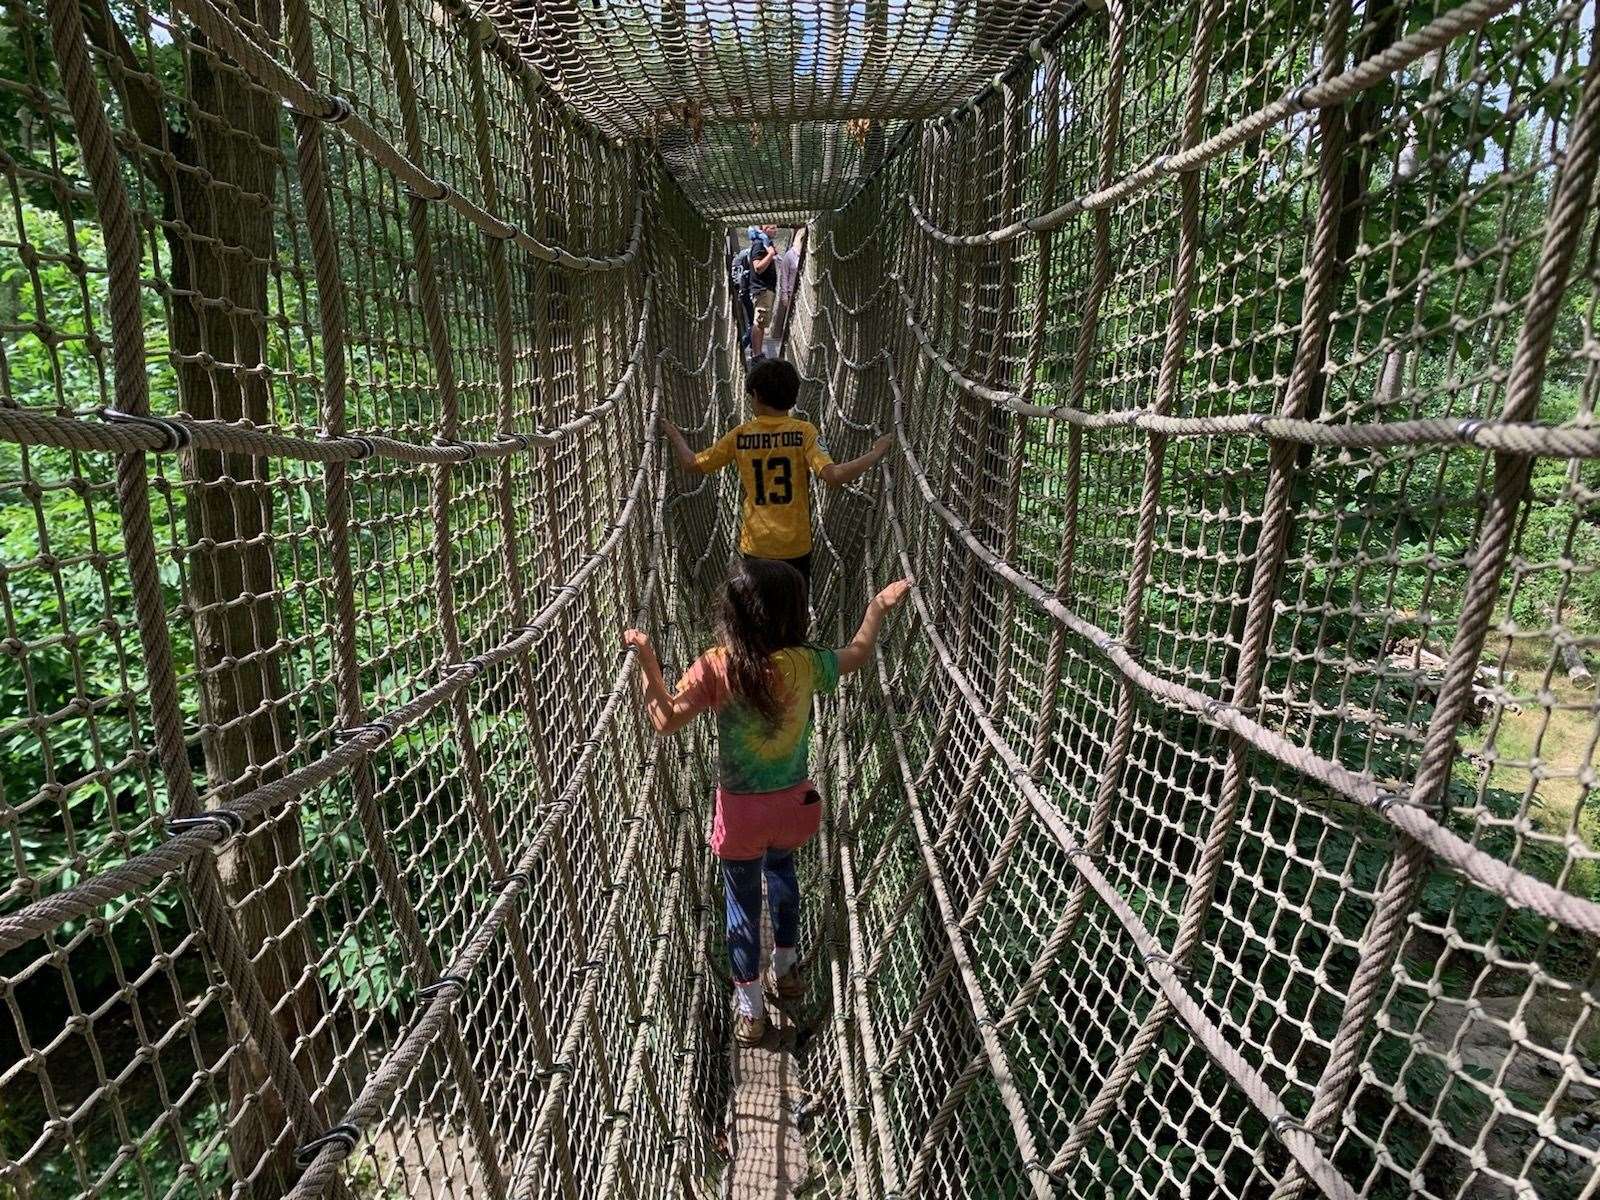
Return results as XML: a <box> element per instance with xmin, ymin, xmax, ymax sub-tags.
<box><xmin>76</xmin><ymin>0</ymin><xmax>328</xmax><ymax>1189</ymax></box>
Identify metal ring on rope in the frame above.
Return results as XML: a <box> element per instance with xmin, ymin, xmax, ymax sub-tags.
<box><xmin>497</xmin><ymin>431</ymin><xmax>533</xmax><ymax>452</ymax></box>
<box><xmin>319</xmin><ymin>431</ymin><xmax>376</xmax><ymax>460</ymax></box>
<box><xmin>1142</xmin><ymin>951</ymin><xmax>1188</xmax><ymax>978</ymax></box>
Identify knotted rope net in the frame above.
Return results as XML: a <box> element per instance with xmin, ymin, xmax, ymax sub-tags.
<box><xmin>1</xmin><ymin>0</ymin><xmax>1598</xmax><ymax>1197</ymax></box>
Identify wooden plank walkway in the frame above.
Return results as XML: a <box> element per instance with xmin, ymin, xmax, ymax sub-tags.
<box><xmin>727</xmin><ymin>1000</ymin><xmax>813</xmax><ymax>1198</ymax></box>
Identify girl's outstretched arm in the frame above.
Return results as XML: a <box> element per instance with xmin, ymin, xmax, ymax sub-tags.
<box><xmin>623</xmin><ymin>629</ymin><xmax>701</xmax><ymax>734</ymax></box>
<box><xmin>836</xmin><ymin>578</ymin><xmax>913</xmax><ymax>675</ymax></box>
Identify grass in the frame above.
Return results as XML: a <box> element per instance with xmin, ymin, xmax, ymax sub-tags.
<box><xmin>1459</xmin><ymin>634</ymin><xmax>1598</xmax><ymax>898</ymax></box>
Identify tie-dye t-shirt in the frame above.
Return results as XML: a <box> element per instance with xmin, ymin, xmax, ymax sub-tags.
<box><xmin>675</xmin><ymin>645</ymin><xmax>840</xmax><ymax>794</ymax></box>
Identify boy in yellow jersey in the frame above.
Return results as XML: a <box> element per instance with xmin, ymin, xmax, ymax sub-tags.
<box><xmin>661</xmin><ymin>359</ymin><xmax>893</xmax><ymax>588</ymax></box>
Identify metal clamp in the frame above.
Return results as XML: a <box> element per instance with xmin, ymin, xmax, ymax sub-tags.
<box><xmin>345</xmin><ymin>435</ymin><xmax>377</xmax><ymax>461</ymax></box>
<box><xmin>432</xmin><ymin>436</ymin><xmax>478</xmax><ymax>461</ymax></box>
<box><xmin>334</xmin><ymin>719</ymin><xmax>395</xmax><ymax>745</ymax></box>
<box><xmin>437</xmin><ymin>660</ymin><xmax>480</xmax><ymax>683</ymax></box>
<box><xmin>1270</xmin><ymin>1114</ymin><xmax>1331</xmax><ymax>1146</ymax></box>
<box><xmin>1372</xmin><ymin>789</ymin><xmax>1406</xmax><ymax>814</ymax></box>
<box><xmin>295</xmin><ymin>1122</ymin><xmax>360</xmax><ymax>1166</ymax></box>
<box><xmin>167</xmin><ymin>811</ymin><xmax>244</xmax><ymax>841</ymax></box>
<box><xmin>101</xmin><ymin>408</ymin><xmax>192</xmax><ymax>452</ymax></box>
<box><xmin>404</xmin><ymin>180</ymin><xmax>453</xmax><ymax>204</ymax></box>
<box><xmin>491</xmin><ymin>221</ymin><xmax>520</xmax><ymax>243</ymax></box>
<box><xmin>496</xmin><ymin>432</ymin><xmax>532</xmax><ymax>452</ymax></box>
<box><xmin>314</xmin><ymin>94</ymin><xmax>354</xmax><ymax>125</ymax></box>
<box><xmin>1028</xmin><ymin>1159</ymin><xmax>1072</xmax><ymax>1187</ymax></box>
<box><xmin>418</xmin><ymin>974</ymin><xmax>468</xmax><ymax>1001</ymax></box>
<box><xmin>1142</xmin><ymin>950</ymin><xmax>1190</xmax><ymax>979</ymax></box>
<box><xmin>1456</xmin><ymin>418</ymin><xmax>1485</xmax><ymax>444</ymax></box>
<box><xmin>1286</xmin><ymin>76</ymin><xmax>1319</xmax><ymax>113</ymax></box>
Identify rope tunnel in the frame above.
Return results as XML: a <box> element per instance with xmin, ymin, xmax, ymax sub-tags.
<box><xmin>1</xmin><ymin>0</ymin><xmax>1599</xmax><ymax>1196</ymax></box>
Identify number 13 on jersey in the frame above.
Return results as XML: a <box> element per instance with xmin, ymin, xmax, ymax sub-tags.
<box><xmin>752</xmin><ymin>455</ymin><xmax>793</xmax><ymax>505</ymax></box>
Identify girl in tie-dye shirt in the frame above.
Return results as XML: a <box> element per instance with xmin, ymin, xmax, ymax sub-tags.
<box><xmin>624</xmin><ymin>558</ymin><xmax>911</xmax><ymax>1045</ymax></box>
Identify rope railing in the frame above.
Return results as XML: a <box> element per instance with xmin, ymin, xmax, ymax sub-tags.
<box><xmin>883</xmin><ymin>357</ymin><xmax>1600</xmax><ymax>936</ymax></box>
<box><xmin>809</xmin><ymin>321</ymin><xmax>1600</xmax><ymax>949</ymax></box>
<box><xmin>284</xmin><ymin>483</ymin><xmax>670</xmax><ymax>1196</ymax></box>
<box><xmin>893</xmin><ymin>274</ymin><xmax>1600</xmax><ymax>457</ymax></box>
<box><xmin>0</xmin><ymin>285</ymin><xmax>655</xmax><ymax>462</ymax></box>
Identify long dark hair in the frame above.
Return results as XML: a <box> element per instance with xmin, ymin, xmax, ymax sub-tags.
<box><xmin>717</xmin><ymin>558</ymin><xmax>809</xmax><ymax>727</ymax></box>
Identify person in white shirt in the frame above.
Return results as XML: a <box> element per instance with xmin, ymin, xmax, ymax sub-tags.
<box><xmin>773</xmin><ymin>226</ymin><xmax>806</xmax><ymax>346</ymax></box>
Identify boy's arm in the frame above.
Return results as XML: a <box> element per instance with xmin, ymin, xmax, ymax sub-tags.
<box><xmin>836</xmin><ymin>579</ymin><xmax>912</xmax><ymax>675</ymax></box>
<box><xmin>818</xmin><ymin>432</ymin><xmax>895</xmax><ymax>488</ymax></box>
<box><xmin>622</xmin><ymin>630</ymin><xmax>702</xmax><ymax>734</ymax></box>
<box><xmin>661</xmin><ymin>419</ymin><xmax>734</xmax><ymax>474</ymax></box>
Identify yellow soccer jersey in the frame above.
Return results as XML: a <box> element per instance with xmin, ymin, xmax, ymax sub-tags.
<box><xmin>693</xmin><ymin>415</ymin><xmax>833</xmax><ymax>559</ymax></box>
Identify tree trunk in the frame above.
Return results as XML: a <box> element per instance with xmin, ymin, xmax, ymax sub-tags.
<box><xmin>162</xmin><ymin>5</ymin><xmax>327</xmax><ymax>1190</ymax></box>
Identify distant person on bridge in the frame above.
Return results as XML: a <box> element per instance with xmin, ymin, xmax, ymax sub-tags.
<box><xmin>772</xmin><ymin>225</ymin><xmax>806</xmax><ymax>345</ymax></box>
<box><xmin>746</xmin><ymin>223</ymin><xmax>779</xmax><ymax>359</ymax></box>
<box><xmin>624</xmin><ymin>562</ymin><xmax>912</xmax><ymax>1044</ymax></box>
<box><xmin>659</xmin><ymin>358</ymin><xmax>893</xmax><ymax>594</ymax></box>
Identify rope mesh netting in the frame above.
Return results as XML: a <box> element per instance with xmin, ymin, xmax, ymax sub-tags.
<box><xmin>1</xmin><ymin>0</ymin><xmax>1599</xmax><ymax>1197</ymax></box>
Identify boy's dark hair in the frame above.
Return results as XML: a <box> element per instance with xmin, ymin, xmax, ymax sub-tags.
<box><xmin>717</xmin><ymin>558</ymin><xmax>809</xmax><ymax>728</ymax></box>
<box><xmin>746</xmin><ymin>358</ymin><xmax>800</xmax><ymax>410</ymax></box>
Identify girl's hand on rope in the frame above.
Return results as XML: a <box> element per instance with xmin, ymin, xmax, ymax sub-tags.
<box><xmin>875</xmin><ymin>577</ymin><xmax>912</xmax><ymax>610</ymax></box>
<box><xmin>839</xmin><ymin>578</ymin><xmax>914</xmax><ymax>675</ymax></box>
<box><xmin>623</xmin><ymin>628</ymin><xmax>658</xmax><ymax>666</ymax></box>
<box><xmin>871</xmin><ymin>432</ymin><xmax>896</xmax><ymax>459</ymax></box>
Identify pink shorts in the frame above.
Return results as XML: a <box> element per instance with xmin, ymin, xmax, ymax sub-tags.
<box><xmin>711</xmin><ymin>779</ymin><xmax>823</xmax><ymax>860</ymax></box>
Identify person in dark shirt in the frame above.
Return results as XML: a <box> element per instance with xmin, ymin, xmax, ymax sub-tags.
<box><xmin>747</xmin><ymin>223</ymin><xmax>779</xmax><ymax>359</ymax></box>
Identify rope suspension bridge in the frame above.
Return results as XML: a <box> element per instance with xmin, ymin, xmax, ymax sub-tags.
<box><xmin>1</xmin><ymin>0</ymin><xmax>1598</xmax><ymax>1195</ymax></box>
